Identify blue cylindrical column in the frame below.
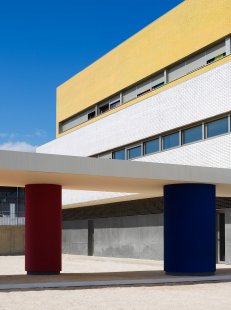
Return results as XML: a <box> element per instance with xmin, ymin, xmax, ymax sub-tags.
<box><xmin>164</xmin><ymin>184</ymin><xmax>216</xmax><ymax>274</ymax></box>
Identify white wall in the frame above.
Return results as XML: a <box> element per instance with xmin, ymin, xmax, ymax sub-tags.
<box><xmin>37</xmin><ymin>61</ymin><xmax>231</xmax><ymax>206</ymax></box>
<box><xmin>38</xmin><ymin>61</ymin><xmax>231</xmax><ymax>157</ymax></box>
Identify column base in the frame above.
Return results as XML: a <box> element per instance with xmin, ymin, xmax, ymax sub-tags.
<box><xmin>27</xmin><ymin>272</ymin><xmax>60</xmax><ymax>275</ymax></box>
<box><xmin>165</xmin><ymin>272</ymin><xmax>215</xmax><ymax>276</ymax></box>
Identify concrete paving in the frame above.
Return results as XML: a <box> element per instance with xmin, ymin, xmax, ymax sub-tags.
<box><xmin>1</xmin><ymin>273</ymin><xmax>231</xmax><ymax>290</ymax></box>
<box><xmin>0</xmin><ymin>256</ymin><xmax>231</xmax><ymax>290</ymax></box>
<box><xmin>1</xmin><ymin>255</ymin><xmax>231</xmax><ymax>310</ymax></box>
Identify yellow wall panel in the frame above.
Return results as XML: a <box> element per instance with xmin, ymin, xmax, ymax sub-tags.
<box><xmin>57</xmin><ymin>0</ymin><xmax>231</xmax><ymax>137</ymax></box>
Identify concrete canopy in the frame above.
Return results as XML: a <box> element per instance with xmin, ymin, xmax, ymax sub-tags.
<box><xmin>0</xmin><ymin>150</ymin><xmax>231</xmax><ymax>198</ymax></box>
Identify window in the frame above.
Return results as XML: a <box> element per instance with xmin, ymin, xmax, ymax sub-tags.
<box><xmin>112</xmin><ymin>149</ymin><xmax>126</xmax><ymax>160</ymax></box>
<box><xmin>151</xmin><ymin>73</ymin><xmax>165</xmax><ymax>89</ymax></box>
<box><xmin>109</xmin><ymin>95</ymin><xmax>121</xmax><ymax>109</ymax></box>
<box><xmin>207</xmin><ymin>52</ymin><xmax>226</xmax><ymax>64</ymax></box>
<box><xmin>94</xmin><ymin>113</ymin><xmax>231</xmax><ymax>160</ymax></box>
<box><xmin>152</xmin><ymin>82</ymin><xmax>164</xmax><ymax>90</ymax></box>
<box><xmin>182</xmin><ymin>125</ymin><xmax>202</xmax><ymax>145</ymax></box>
<box><xmin>206</xmin><ymin>42</ymin><xmax>226</xmax><ymax>64</ymax></box>
<box><xmin>186</xmin><ymin>52</ymin><xmax>206</xmax><ymax>74</ymax></box>
<box><xmin>88</xmin><ymin>111</ymin><xmax>96</xmax><ymax>120</ymax></box>
<box><xmin>144</xmin><ymin>138</ymin><xmax>159</xmax><ymax>155</ymax></box>
<box><xmin>162</xmin><ymin>132</ymin><xmax>179</xmax><ymax>150</ymax></box>
<box><xmin>59</xmin><ymin>111</ymin><xmax>88</xmax><ymax>133</ymax></box>
<box><xmin>206</xmin><ymin>117</ymin><xmax>229</xmax><ymax>138</ymax></box>
<box><xmin>128</xmin><ymin>145</ymin><xmax>142</xmax><ymax>159</ymax></box>
<box><xmin>98</xmin><ymin>152</ymin><xmax>112</xmax><ymax>159</ymax></box>
<box><xmin>168</xmin><ymin>62</ymin><xmax>187</xmax><ymax>82</ymax></box>
<box><xmin>137</xmin><ymin>79</ymin><xmax>151</xmax><ymax>97</ymax></box>
<box><xmin>110</xmin><ymin>100</ymin><xmax>120</xmax><ymax>109</ymax></box>
<box><xmin>137</xmin><ymin>89</ymin><xmax>150</xmax><ymax>97</ymax></box>
<box><xmin>123</xmin><ymin>86</ymin><xmax>137</xmax><ymax>103</ymax></box>
<box><xmin>99</xmin><ymin>103</ymin><xmax>109</xmax><ymax>114</ymax></box>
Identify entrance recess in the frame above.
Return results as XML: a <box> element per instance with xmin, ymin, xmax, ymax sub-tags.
<box><xmin>217</xmin><ymin>211</ymin><xmax>225</xmax><ymax>263</ymax></box>
<box><xmin>88</xmin><ymin>220</ymin><xmax>94</xmax><ymax>256</ymax></box>
<box><xmin>164</xmin><ymin>183</ymin><xmax>216</xmax><ymax>274</ymax></box>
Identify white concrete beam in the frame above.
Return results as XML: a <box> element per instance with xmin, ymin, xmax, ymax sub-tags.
<box><xmin>0</xmin><ymin>150</ymin><xmax>231</xmax><ymax>197</ymax></box>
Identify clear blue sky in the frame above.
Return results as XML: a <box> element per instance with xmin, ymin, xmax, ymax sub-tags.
<box><xmin>0</xmin><ymin>0</ymin><xmax>183</xmax><ymax>151</ymax></box>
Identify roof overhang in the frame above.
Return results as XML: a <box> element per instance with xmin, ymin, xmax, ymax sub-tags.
<box><xmin>0</xmin><ymin>150</ymin><xmax>231</xmax><ymax>198</ymax></box>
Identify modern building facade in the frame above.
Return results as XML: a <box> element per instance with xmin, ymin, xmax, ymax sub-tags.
<box><xmin>36</xmin><ymin>0</ymin><xmax>231</xmax><ymax>264</ymax></box>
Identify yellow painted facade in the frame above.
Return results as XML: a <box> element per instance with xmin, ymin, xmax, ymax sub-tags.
<box><xmin>56</xmin><ymin>0</ymin><xmax>231</xmax><ymax>137</ymax></box>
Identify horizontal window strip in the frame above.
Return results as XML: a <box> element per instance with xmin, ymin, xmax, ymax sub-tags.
<box><xmin>93</xmin><ymin>113</ymin><xmax>231</xmax><ymax>161</ymax></box>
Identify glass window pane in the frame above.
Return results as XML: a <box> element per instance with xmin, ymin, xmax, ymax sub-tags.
<box><xmin>113</xmin><ymin>149</ymin><xmax>125</xmax><ymax>160</ymax></box>
<box><xmin>144</xmin><ymin>139</ymin><xmax>159</xmax><ymax>155</ymax></box>
<box><xmin>0</xmin><ymin>187</ymin><xmax>25</xmax><ymax>219</ymax></box>
<box><xmin>206</xmin><ymin>117</ymin><xmax>229</xmax><ymax>138</ymax></box>
<box><xmin>162</xmin><ymin>132</ymin><xmax>179</xmax><ymax>150</ymax></box>
<box><xmin>88</xmin><ymin>111</ymin><xmax>95</xmax><ymax>120</ymax></box>
<box><xmin>99</xmin><ymin>104</ymin><xmax>109</xmax><ymax>114</ymax></box>
<box><xmin>152</xmin><ymin>81</ymin><xmax>165</xmax><ymax>90</ymax></box>
<box><xmin>110</xmin><ymin>100</ymin><xmax>120</xmax><ymax>109</ymax></box>
<box><xmin>182</xmin><ymin>125</ymin><xmax>202</xmax><ymax>145</ymax></box>
<box><xmin>207</xmin><ymin>53</ymin><xmax>226</xmax><ymax>64</ymax></box>
<box><xmin>128</xmin><ymin>146</ymin><xmax>141</xmax><ymax>159</ymax></box>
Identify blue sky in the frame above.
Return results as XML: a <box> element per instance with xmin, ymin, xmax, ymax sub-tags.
<box><xmin>0</xmin><ymin>0</ymin><xmax>183</xmax><ymax>151</ymax></box>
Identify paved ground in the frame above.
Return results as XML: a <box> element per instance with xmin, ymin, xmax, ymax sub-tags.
<box><xmin>1</xmin><ymin>255</ymin><xmax>231</xmax><ymax>309</ymax></box>
<box><xmin>0</xmin><ymin>254</ymin><xmax>164</xmax><ymax>275</ymax></box>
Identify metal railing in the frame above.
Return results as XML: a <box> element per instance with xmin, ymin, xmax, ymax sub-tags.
<box><xmin>0</xmin><ymin>212</ymin><xmax>25</xmax><ymax>226</ymax></box>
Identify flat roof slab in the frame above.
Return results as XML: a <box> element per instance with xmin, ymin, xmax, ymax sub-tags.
<box><xmin>0</xmin><ymin>150</ymin><xmax>231</xmax><ymax>196</ymax></box>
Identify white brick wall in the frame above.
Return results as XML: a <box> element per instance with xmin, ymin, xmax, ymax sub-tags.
<box><xmin>37</xmin><ymin>61</ymin><xmax>231</xmax><ymax>206</ymax></box>
<box><xmin>136</xmin><ymin>134</ymin><xmax>231</xmax><ymax>168</ymax></box>
<box><xmin>38</xmin><ymin>61</ymin><xmax>231</xmax><ymax>157</ymax></box>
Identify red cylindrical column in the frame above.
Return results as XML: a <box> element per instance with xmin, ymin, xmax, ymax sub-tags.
<box><xmin>25</xmin><ymin>184</ymin><xmax>62</xmax><ymax>274</ymax></box>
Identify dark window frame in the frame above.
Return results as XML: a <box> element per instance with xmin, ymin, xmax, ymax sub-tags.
<box><xmin>88</xmin><ymin>111</ymin><xmax>96</xmax><ymax>120</ymax></box>
<box><xmin>162</xmin><ymin>131</ymin><xmax>180</xmax><ymax>150</ymax></box>
<box><xmin>144</xmin><ymin>138</ymin><xmax>160</xmax><ymax>155</ymax></box>
<box><xmin>110</xmin><ymin>100</ymin><xmax>121</xmax><ymax>110</ymax></box>
<box><xmin>182</xmin><ymin>124</ymin><xmax>203</xmax><ymax>145</ymax></box>
<box><xmin>207</xmin><ymin>52</ymin><xmax>226</xmax><ymax>64</ymax></box>
<box><xmin>112</xmin><ymin>148</ymin><xmax>126</xmax><ymax>160</ymax></box>
<box><xmin>137</xmin><ymin>88</ymin><xmax>151</xmax><ymax>97</ymax></box>
<box><xmin>205</xmin><ymin>116</ymin><xmax>229</xmax><ymax>139</ymax></box>
<box><xmin>127</xmin><ymin>145</ymin><xmax>142</xmax><ymax>160</ymax></box>
<box><xmin>152</xmin><ymin>81</ymin><xmax>165</xmax><ymax>90</ymax></box>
